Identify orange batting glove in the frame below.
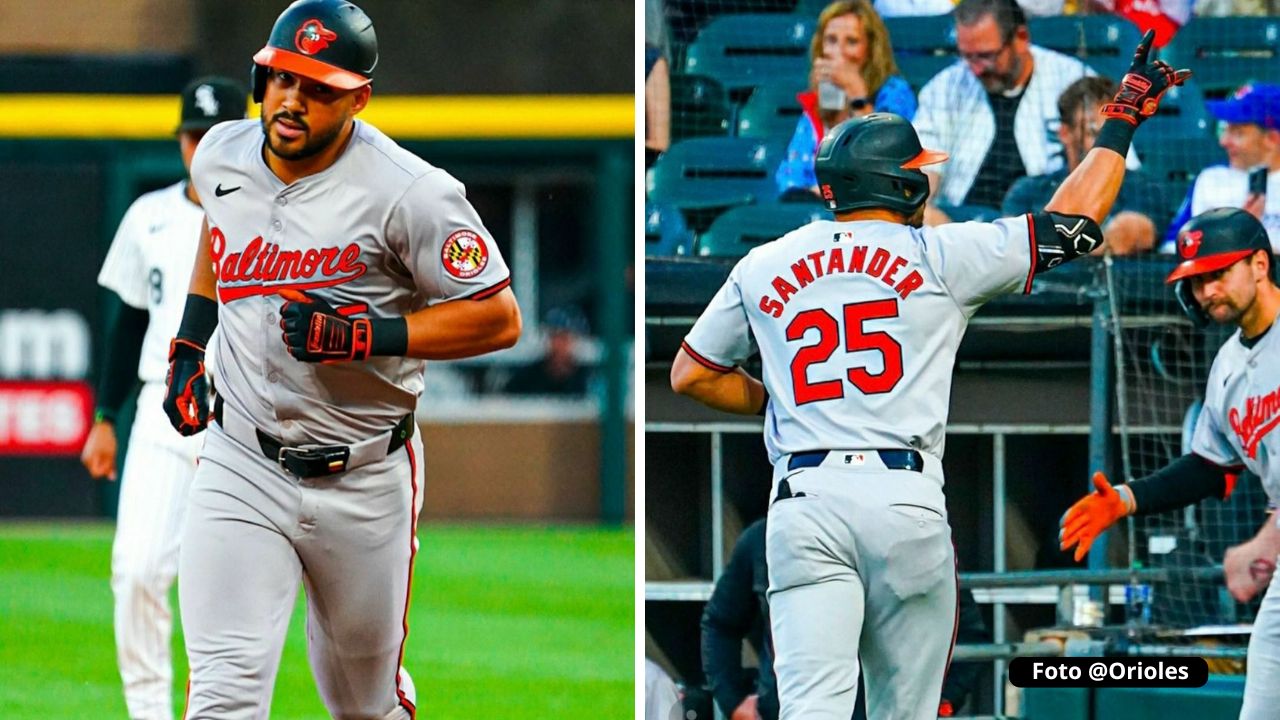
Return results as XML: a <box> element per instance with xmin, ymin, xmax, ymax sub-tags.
<box><xmin>1059</xmin><ymin>472</ymin><xmax>1136</xmax><ymax>562</ymax></box>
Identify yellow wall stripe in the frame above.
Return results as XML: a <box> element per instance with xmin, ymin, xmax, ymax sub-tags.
<box><xmin>0</xmin><ymin>94</ymin><xmax>634</xmax><ymax>140</ymax></box>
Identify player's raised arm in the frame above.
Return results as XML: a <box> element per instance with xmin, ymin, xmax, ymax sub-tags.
<box><xmin>1044</xmin><ymin>30</ymin><xmax>1190</xmax><ymax>224</ymax></box>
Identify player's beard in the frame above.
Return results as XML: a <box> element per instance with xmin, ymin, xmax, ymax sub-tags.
<box><xmin>261</xmin><ymin>111</ymin><xmax>346</xmax><ymax>162</ymax></box>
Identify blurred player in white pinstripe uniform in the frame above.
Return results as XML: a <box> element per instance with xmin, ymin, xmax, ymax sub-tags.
<box><xmin>80</xmin><ymin>76</ymin><xmax>246</xmax><ymax>720</ymax></box>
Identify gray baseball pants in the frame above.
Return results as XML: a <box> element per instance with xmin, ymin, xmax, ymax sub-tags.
<box><xmin>766</xmin><ymin>450</ymin><xmax>957</xmax><ymax>719</ymax></box>
<box><xmin>178</xmin><ymin>418</ymin><xmax>423</xmax><ymax>719</ymax></box>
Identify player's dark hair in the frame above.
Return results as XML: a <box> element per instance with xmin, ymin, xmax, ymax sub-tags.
<box><xmin>955</xmin><ymin>0</ymin><xmax>1026</xmax><ymax>41</ymax></box>
<box><xmin>1058</xmin><ymin>76</ymin><xmax>1118</xmax><ymax>125</ymax></box>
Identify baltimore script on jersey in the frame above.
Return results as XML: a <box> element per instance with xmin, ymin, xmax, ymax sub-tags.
<box><xmin>758</xmin><ymin>228</ymin><xmax>926</xmax><ymax>318</ymax></box>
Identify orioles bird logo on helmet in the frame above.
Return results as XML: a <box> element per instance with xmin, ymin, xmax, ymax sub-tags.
<box><xmin>295</xmin><ymin>19</ymin><xmax>338</xmax><ymax>55</ymax></box>
<box><xmin>1179</xmin><ymin>229</ymin><xmax>1204</xmax><ymax>259</ymax></box>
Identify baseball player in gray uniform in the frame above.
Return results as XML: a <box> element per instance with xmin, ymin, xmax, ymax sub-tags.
<box><xmin>672</xmin><ymin>32</ymin><xmax>1188</xmax><ymax>719</ymax></box>
<box><xmin>1061</xmin><ymin>208</ymin><xmax>1280</xmax><ymax>719</ymax></box>
<box><xmin>80</xmin><ymin>76</ymin><xmax>246</xmax><ymax>720</ymax></box>
<box><xmin>159</xmin><ymin>2</ymin><xmax>521</xmax><ymax>718</ymax></box>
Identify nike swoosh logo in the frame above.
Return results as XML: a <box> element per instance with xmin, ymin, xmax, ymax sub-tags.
<box><xmin>215</xmin><ymin>184</ymin><xmax>241</xmax><ymax>197</ymax></box>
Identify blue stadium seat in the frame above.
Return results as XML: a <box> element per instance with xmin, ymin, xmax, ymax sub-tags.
<box><xmin>670</xmin><ymin>73</ymin><xmax>732</xmax><ymax>142</ymax></box>
<box><xmin>1027</xmin><ymin>15</ymin><xmax>1143</xmax><ymax>81</ymax></box>
<box><xmin>1134</xmin><ymin>78</ymin><xmax>1213</xmax><ymax>156</ymax></box>
<box><xmin>1139</xmin><ymin>136</ymin><xmax>1227</xmax><ymax>207</ymax></box>
<box><xmin>736</xmin><ymin>80</ymin><xmax>807</xmax><ymax>138</ymax></box>
<box><xmin>1161</xmin><ymin>17</ymin><xmax>1280</xmax><ymax>97</ymax></box>
<box><xmin>696</xmin><ymin>202</ymin><xmax>833</xmax><ymax>257</ymax></box>
<box><xmin>648</xmin><ymin>137</ymin><xmax>788</xmax><ymax>212</ymax></box>
<box><xmin>684</xmin><ymin>14</ymin><xmax>813</xmax><ymax>97</ymax></box>
<box><xmin>645</xmin><ymin>201</ymin><xmax>696</xmax><ymax>257</ymax></box>
<box><xmin>882</xmin><ymin>14</ymin><xmax>958</xmax><ymax>92</ymax></box>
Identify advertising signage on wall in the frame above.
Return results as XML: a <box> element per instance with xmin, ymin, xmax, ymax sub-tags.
<box><xmin>0</xmin><ymin>309</ymin><xmax>94</xmax><ymax>455</ymax></box>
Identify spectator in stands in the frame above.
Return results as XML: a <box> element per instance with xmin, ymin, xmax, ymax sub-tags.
<box><xmin>775</xmin><ymin>0</ymin><xmax>917</xmax><ymax>199</ymax></box>
<box><xmin>646</xmin><ymin>0</ymin><xmax>671</xmax><ymax>168</ymax></box>
<box><xmin>505</xmin><ymin>305</ymin><xmax>592</xmax><ymax>396</ymax></box>
<box><xmin>1089</xmin><ymin>0</ymin><xmax>1190</xmax><ymax>48</ymax></box>
<box><xmin>1163</xmin><ymin>83</ymin><xmax>1280</xmax><ymax>253</ymax></box>
<box><xmin>872</xmin><ymin>0</ymin><xmax>954</xmax><ymax>17</ymax></box>
<box><xmin>913</xmin><ymin>0</ymin><xmax>1096</xmax><ymax>224</ymax></box>
<box><xmin>702</xmin><ymin>518</ymin><xmax>986</xmax><ymax>719</ymax></box>
<box><xmin>1003</xmin><ymin>76</ymin><xmax>1169</xmax><ymax>255</ymax></box>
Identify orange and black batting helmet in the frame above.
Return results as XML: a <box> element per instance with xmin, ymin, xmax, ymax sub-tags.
<box><xmin>251</xmin><ymin>0</ymin><xmax>378</xmax><ymax>103</ymax></box>
<box><xmin>814</xmin><ymin>113</ymin><xmax>949</xmax><ymax>216</ymax></box>
<box><xmin>1166</xmin><ymin>207</ymin><xmax>1274</xmax><ymax>284</ymax></box>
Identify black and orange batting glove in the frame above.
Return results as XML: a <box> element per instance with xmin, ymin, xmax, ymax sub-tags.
<box><xmin>278</xmin><ymin>289</ymin><xmax>407</xmax><ymax>363</ymax></box>
<box><xmin>1059</xmin><ymin>472</ymin><xmax>1136</xmax><ymax>562</ymax></box>
<box><xmin>163</xmin><ymin>338</ymin><xmax>210</xmax><ymax>436</ymax></box>
<box><xmin>1101</xmin><ymin>29</ymin><xmax>1192</xmax><ymax>127</ymax></box>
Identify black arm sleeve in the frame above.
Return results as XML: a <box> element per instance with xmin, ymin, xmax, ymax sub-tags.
<box><xmin>701</xmin><ymin>522</ymin><xmax>764</xmax><ymax>717</ymax></box>
<box><xmin>1128</xmin><ymin>453</ymin><xmax>1234</xmax><ymax>516</ymax></box>
<box><xmin>1029</xmin><ymin>211</ymin><xmax>1105</xmax><ymax>273</ymax></box>
<box><xmin>94</xmin><ymin>289</ymin><xmax>148</xmax><ymax>423</ymax></box>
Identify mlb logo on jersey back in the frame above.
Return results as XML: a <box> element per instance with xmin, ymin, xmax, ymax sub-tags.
<box><xmin>843</xmin><ymin>453</ymin><xmax>866</xmax><ymax>465</ymax></box>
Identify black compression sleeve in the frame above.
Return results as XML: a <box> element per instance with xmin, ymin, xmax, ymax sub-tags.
<box><xmin>95</xmin><ymin>290</ymin><xmax>148</xmax><ymax>423</ymax></box>
<box><xmin>1093</xmin><ymin>117</ymin><xmax>1137</xmax><ymax>158</ymax></box>
<box><xmin>1128</xmin><ymin>453</ymin><xmax>1231</xmax><ymax>515</ymax></box>
<box><xmin>176</xmin><ymin>294</ymin><xmax>218</xmax><ymax>347</ymax></box>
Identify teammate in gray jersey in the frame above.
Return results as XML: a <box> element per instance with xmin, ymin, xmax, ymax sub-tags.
<box><xmin>1061</xmin><ymin>207</ymin><xmax>1280</xmax><ymax>719</ymax></box>
<box><xmin>672</xmin><ymin>32</ymin><xmax>1188</xmax><ymax>719</ymax></box>
<box><xmin>159</xmin><ymin>2</ymin><xmax>521</xmax><ymax>718</ymax></box>
<box><xmin>81</xmin><ymin>76</ymin><xmax>246</xmax><ymax>720</ymax></box>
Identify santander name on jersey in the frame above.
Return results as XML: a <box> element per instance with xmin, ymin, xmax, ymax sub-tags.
<box><xmin>757</xmin><ymin>233</ymin><xmax>927</xmax><ymax>318</ymax></box>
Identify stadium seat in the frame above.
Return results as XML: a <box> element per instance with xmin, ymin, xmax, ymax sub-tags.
<box><xmin>696</xmin><ymin>202</ymin><xmax>833</xmax><ymax>257</ymax></box>
<box><xmin>882</xmin><ymin>14</ymin><xmax>958</xmax><ymax>92</ymax></box>
<box><xmin>684</xmin><ymin>14</ymin><xmax>814</xmax><ymax>98</ymax></box>
<box><xmin>647</xmin><ymin>137</ymin><xmax>788</xmax><ymax>212</ymax></box>
<box><xmin>645</xmin><ymin>200</ymin><xmax>696</xmax><ymax>257</ymax></box>
<box><xmin>1027</xmin><ymin>15</ymin><xmax>1143</xmax><ymax>81</ymax></box>
<box><xmin>1138</xmin><ymin>136</ymin><xmax>1227</xmax><ymax>205</ymax></box>
<box><xmin>670</xmin><ymin>73</ymin><xmax>733</xmax><ymax>142</ymax></box>
<box><xmin>736</xmin><ymin>79</ymin><xmax>807</xmax><ymax>138</ymax></box>
<box><xmin>1161</xmin><ymin>17</ymin><xmax>1280</xmax><ymax>97</ymax></box>
<box><xmin>1134</xmin><ymin>78</ymin><xmax>1213</xmax><ymax>155</ymax></box>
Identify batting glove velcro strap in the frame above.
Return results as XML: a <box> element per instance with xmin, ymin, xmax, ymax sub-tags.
<box><xmin>1100</xmin><ymin>30</ymin><xmax>1192</xmax><ymax>127</ymax></box>
<box><xmin>279</xmin><ymin>289</ymin><xmax>360</xmax><ymax>363</ymax></box>
<box><xmin>1058</xmin><ymin>472</ymin><xmax>1135</xmax><ymax>562</ymax></box>
<box><xmin>163</xmin><ymin>338</ymin><xmax>210</xmax><ymax>436</ymax></box>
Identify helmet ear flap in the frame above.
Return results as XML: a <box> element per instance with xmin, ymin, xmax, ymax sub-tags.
<box><xmin>1174</xmin><ymin>278</ymin><xmax>1211</xmax><ymax>329</ymax></box>
<box><xmin>251</xmin><ymin>64</ymin><xmax>269</xmax><ymax>104</ymax></box>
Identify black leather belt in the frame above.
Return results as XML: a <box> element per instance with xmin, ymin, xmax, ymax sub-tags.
<box><xmin>788</xmin><ymin>449</ymin><xmax>924</xmax><ymax>473</ymax></box>
<box><xmin>213</xmin><ymin>395</ymin><xmax>414</xmax><ymax>478</ymax></box>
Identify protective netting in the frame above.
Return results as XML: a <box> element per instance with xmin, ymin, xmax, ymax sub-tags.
<box><xmin>1109</xmin><ymin>258</ymin><xmax>1264</xmax><ymax>645</ymax></box>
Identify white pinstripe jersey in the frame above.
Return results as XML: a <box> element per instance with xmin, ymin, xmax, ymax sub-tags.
<box><xmin>98</xmin><ymin>182</ymin><xmax>205</xmax><ymax>386</ymax></box>
<box><xmin>1191</xmin><ymin>323</ymin><xmax>1280</xmax><ymax>506</ymax></box>
<box><xmin>683</xmin><ymin>217</ymin><xmax>1036</xmax><ymax>464</ymax></box>
<box><xmin>189</xmin><ymin>119</ymin><xmax>510</xmax><ymax>445</ymax></box>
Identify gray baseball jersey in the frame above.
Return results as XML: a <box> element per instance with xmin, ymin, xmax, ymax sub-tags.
<box><xmin>683</xmin><ymin>216</ymin><xmax>1036</xmax><ymax>463</ymax></box>
<box><xmin>180</xmin><ymin>117</ymin><xmax>509</xmax><ymax>719</ymax></box>
<box><xmin>1191</xmin><ymin>327</ymin><xmax>1280</xmax><ymax>503</ymax></box>
<box><xmin>190</xmin><ymin>118</ymin><xmax>510</xmax><ymax>443</ymax></box>
<box><xmin>1188</xmin><ymin>320</ymin><xmax>1280</xmax><ymax>719</ymax></box>
<box><xmin>684</xmin><ymin>215</ymin><xmax>1036</xmax><ymax>719</ymax></box>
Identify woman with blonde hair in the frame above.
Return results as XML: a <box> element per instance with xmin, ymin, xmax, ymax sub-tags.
<box><xmin>776</xmin><ymin>0</ymin><xmax>917</xmax><ymax>198</ymax></box>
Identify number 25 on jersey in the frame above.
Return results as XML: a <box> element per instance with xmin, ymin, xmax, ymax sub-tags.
<box><xmin>787</xmin><ymin>298</ymin><xmax>903</xmax><ymax>405</ymax></box>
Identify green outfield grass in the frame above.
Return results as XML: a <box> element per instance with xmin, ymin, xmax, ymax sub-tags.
<box><xmin>0</xmin><ymin>521</ymin><xmax>633</xmax><ymax>719</ymax></box>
